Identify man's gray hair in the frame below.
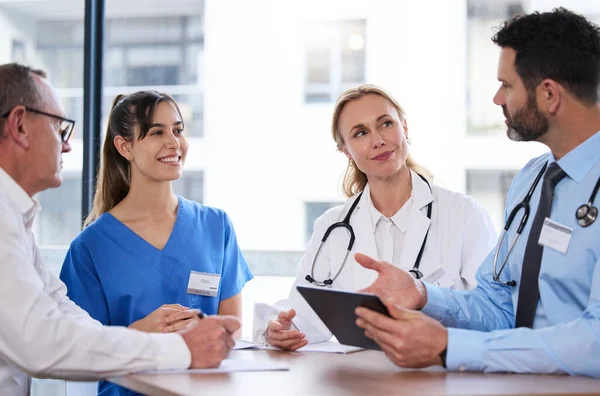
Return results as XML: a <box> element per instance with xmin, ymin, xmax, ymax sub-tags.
<box><xmin>0</xmin><ymin>63</ymin><xmax>47</xmax><ymax>138</ymax></box>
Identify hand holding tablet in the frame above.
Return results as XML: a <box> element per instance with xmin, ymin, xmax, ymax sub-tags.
<box><xmin>296</xmin><ymin>285</ymin><xmax>390</xmax><ymax>350</ymax></box>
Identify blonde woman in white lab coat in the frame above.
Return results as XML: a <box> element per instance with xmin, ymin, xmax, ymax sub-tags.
<box><xmin>253</xmin><ymin>84</ymin><xmax>497</xmax><ymax>350</ymax></box>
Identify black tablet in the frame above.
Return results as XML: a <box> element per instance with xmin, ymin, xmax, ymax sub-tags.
<box><xmin>296</xmin><ymin>285</ymin><xmax>390</xmax><ymax>350</ymax></box>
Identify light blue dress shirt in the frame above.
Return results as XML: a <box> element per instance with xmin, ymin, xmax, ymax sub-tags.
<box><xmin>422</xmin><ymin>131</ymin><xmax>600</xmax><ymax>377</ymax></box>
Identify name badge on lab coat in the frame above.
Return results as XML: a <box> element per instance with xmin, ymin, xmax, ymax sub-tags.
<box><xmin>422</xmin><ymin>266</ymin><xmax>455</xmax><ymax>288</ymax></box>
<box><xmin>187</xmin><ymin>271</ymin><xmax>221</xmax><ymax>297</ymax></box>
<box><xmin>538</xmin><ymin>217</ymin><xmax>572</xmax><ymax>254</ymax></box>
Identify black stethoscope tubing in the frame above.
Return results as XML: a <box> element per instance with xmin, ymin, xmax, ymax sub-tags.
<box><xmin>493</xmin><ymin>161</ymin><xmax>600</xmax><ymax>286</ymax></box>
<box><xmin>306</xmin><ymin>175</ymin><xmax>433</xmax><ymax>286</ymax></box>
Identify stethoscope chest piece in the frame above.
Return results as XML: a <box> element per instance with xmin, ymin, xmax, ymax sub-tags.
<box><xmin>409</xmin><ymin>268</ymin><xmax>423</xmax><ymax>280</ymax></box>
<box><xmin>576</xmin><ymin>203</ymin><xmax>598</xmax><ymax>227</ymax></box>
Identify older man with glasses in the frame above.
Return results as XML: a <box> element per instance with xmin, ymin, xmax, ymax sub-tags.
<box><xmin>0</xmin><ymin>63</ymin><xmax>240</xmax><ymax>396</ymax></box>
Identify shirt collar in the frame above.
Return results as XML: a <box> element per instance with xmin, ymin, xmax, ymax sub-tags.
<box><xmin>555</xmin><ymin>130</ymin><xmax>600</xmax><ymax>183</ymax></box>
<box><xmin>0</xmin><ymin>166</ymin><xmax>37</xmax><ymax>217</ymax></box>
<box><xmin>365</xmin><ymin>170</ymin><xmax>432</xmax><ymax>233</ymax></box>
<box><xmin>366</xmin><ymin>184</ymin><xmax>392</xmax><ymax>232</ymax></box>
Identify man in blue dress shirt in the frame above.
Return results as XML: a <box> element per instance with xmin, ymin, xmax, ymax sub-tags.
<box><xmin>354</xmin><ymin>7</ymin><xmax>600</xmax><ymax>377</ymax></box>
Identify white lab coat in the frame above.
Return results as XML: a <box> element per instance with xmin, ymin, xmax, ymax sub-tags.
<box><xmin>253</xmin><ymin>170</ymin><xmax>498</xmax><ymax>344</ymax></box>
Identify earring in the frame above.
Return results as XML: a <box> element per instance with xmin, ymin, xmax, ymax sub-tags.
<box><xmin>406</xmin><ymin>137</ymin><xmax>412</xmax><ymax>145</ymax></box>
<box><xmin>349</xmin><ymin>158</ymin><xmax>355</xmax><ymax>167</ymax></box>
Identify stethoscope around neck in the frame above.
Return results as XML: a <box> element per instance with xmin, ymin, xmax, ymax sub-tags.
<box><xmin>492</xmin><ymin>161</ymin><xmax>600</xmax><ymax>287</ymax></box>
<box><xmin>305</xmin><ymin>175</ymin><xmax>433</xmax><ymax>287</ymax></box>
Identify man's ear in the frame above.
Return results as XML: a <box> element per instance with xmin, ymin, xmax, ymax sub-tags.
<box><xmin>5</xmin><ymin>107</ymin><xmax>31</xmax><ymax>149</ymax></box>
<box><xmin>113</xmin><ymin>135</ymin><xmax>132</xmax><ymax>160</ymax></box>
<box><xmin>539</xmin><ymin>79</ymin><xmax>562</xmax><ymax>115</ymax></box>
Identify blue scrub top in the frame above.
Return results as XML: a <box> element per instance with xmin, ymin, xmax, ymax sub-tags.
<box><xmin>60</xmin><ymin>196</ymin><xmax>253</xmax><ymax>396</ymax></box>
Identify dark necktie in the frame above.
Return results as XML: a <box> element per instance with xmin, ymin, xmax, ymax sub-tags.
<box><xmin>515</xmin><ymin>162</ymin><xmax>567</xmax><ymax>328</ymax></box>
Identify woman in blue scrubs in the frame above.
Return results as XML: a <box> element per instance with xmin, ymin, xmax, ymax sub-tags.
<box><xmin>60</xmin><ymin>91</ymin><xmax>253</xmax><ymax>396</ymax></box>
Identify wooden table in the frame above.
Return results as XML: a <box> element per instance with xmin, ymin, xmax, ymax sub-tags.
<box><xmin>110</xmin><ymin>349</ymin><xmax>600</xmax><ymax>396</ymax></box>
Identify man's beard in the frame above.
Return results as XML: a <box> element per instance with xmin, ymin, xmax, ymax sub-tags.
<box><xmin>503</xmin><ymin>93</ymin><xmax>549</xmax><ymax>142</ymax></box>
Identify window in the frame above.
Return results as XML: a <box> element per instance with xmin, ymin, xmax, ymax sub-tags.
<box><xmin>103</xmin><ymin>15</ymin><xmax>203</xmax><ymax>138</ymax></box>
<box><xmin>0</xmin><ymin>1</ymin><xmax>86</xmax><ymax>298</ymax></box>
<box><xmin>0</xmin><ymin>1</ymin><xmax>205</xmax><ymax>293</ymax></box>
<box><xmin>126</xmin><ymin>65</ymin><xmax>180</xmax><ymax>86</ymax></box>
<box><xmin>173</xmin><ymin>171</ymin><xmax>204</xmax><ymax>203</ymax></box>
<box><xmin>466</xmin><ymin>169</ymin><xmax>518</xmax><ymax>230</ymax></box>
<box><xmin>467</xmin><ymin>0</ymin><xmax>523</xmax><ymax>19</ymax></box>
<box><xmin>37</xmin><ymin>14</ymin><xmax>205</xmax><ymax>138</ymax></box>
<box><xmin>466</xmin><ymin>0</ymin><xmax>524</xmax><ymax>136</ymax></box>
<box><xmin>11</xmin><ymin>39</ymin><xmax>25</xmax><ymax>63</ymax></box>
<box><xmin>304</xmin><ymin>19</ymin><xmax>366</xmax><ymax>103</ymax></box>
<box><xmin>305</xmin><ymin>202</ymin><xmax>343</xmax><ymax>243</ymax></box>
<box><xmin>36</xmin><ymin>176</ymin><xmax>81</xmax><ymax>246</ymax></box>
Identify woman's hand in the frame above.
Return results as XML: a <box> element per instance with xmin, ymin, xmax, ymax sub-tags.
<box><xmin>266</xmin><ymin>309</ymin><xmax>308</xmax><ymax>351</ymax></box>
<box><xmin>128</xmin><ymin>304</ymin><xmax>190</xmax><ymax>333</ymax></box>
<box><xmin>163</xmin><ymin>309</ymin><xmax>204</xmax><ymax>333</ymax></box>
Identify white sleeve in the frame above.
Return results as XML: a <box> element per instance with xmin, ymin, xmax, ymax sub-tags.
<box><xmin>32</xmin><ymin>246</ymin><xmax>102</xmax><ymax>325</ymax></box>
<box><xmin>0</xmin><ymin>214</ymin><xmax>191</xmax><ymax>381</ymax></box>
<box><xmin>460</xmin><ymin>197</ymin><xmax>499</xmax><ymax>289</ymax></box>
<box><xmin>252</xmin><ymin>212</ymin><xmax>334</xmax><ymax>344</ymax></box>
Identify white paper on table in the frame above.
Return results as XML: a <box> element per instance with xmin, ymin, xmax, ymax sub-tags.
<box><xmin>139</xmin><ymin>359</ymin><xmax>289</xmax><ymax>375</ymax></box>
<box><xmin>294</xmin><ymin>341</ymin><xmax>364</xmax><ymax>354</ymax></box>
<box><xmin>233</xmin><ymin>339</ymin><xmax>257</xmax><ymax>350</ymax></box>
<box><xmin>235</xmin><ymin>339</ymin><xmax>364</xmax><ymax>354</ymax></box>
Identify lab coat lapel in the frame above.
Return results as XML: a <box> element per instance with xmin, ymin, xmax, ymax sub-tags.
<box><xmin>398</xmin><ymin>171</ymin><xmax>433</xmax><ymax>270</ymax></box>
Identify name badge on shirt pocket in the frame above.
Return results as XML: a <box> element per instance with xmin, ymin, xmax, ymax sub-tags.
<box><xmin>538</xmin><ymin>217</ymin><xmax>572</xmax><ymax>254</ymax></box>
<box><xmin>187</xmin><ymin>271</ymin><xmax>221</xmax><ymax>297</ymax></box>
<box><xmin>422</xmin><ymin>265</ymin><xmax>455</xmax><ymax>288</ymax></box>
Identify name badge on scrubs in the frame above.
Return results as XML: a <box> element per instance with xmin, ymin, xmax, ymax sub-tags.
<box><xmin>422</xmin><ymin>266</ymin><xmax>455</xmax><ymax>288</ymax></box>
<box><xmin>187</xmin><ymin>271</ymin><xmax>221</xmax><ymax>297</ymax></box>
<box><xmin>538</xmin><ymin>217</ymin><xmax>572</xmax><ymax>254</ymax></box>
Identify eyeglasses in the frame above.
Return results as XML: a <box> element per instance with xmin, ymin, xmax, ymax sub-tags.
<box><xmin>1</xmin><ymin>107</ymin><xmax>76</xmax><ymax>143</ymax></box>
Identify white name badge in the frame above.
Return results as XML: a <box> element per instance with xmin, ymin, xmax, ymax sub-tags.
<box><xmin>538</xmin><ymin>217</ymin><xmax>573</xmax><ymax>254</ymax></box>
<box><xmin>422</xmin><ymin>266</ymin><xmax>455</xmax><ymax>288</ymax></box>
<box><xmin>187</xmin><ymin>271</ymin><xmax>221</xmax><ymax>297</ymax></box>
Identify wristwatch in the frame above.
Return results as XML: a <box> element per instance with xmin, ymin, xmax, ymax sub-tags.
<box><xmin>439</xmin><ymin>347</ymin><xmax>447</xmax><ymax>368</ymax></box>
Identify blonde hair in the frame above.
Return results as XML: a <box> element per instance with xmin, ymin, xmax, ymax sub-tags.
<box><xmin>331</xmin><ymin>84</ymin><xmax>432</xmax><ymax>198</ymax></box>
